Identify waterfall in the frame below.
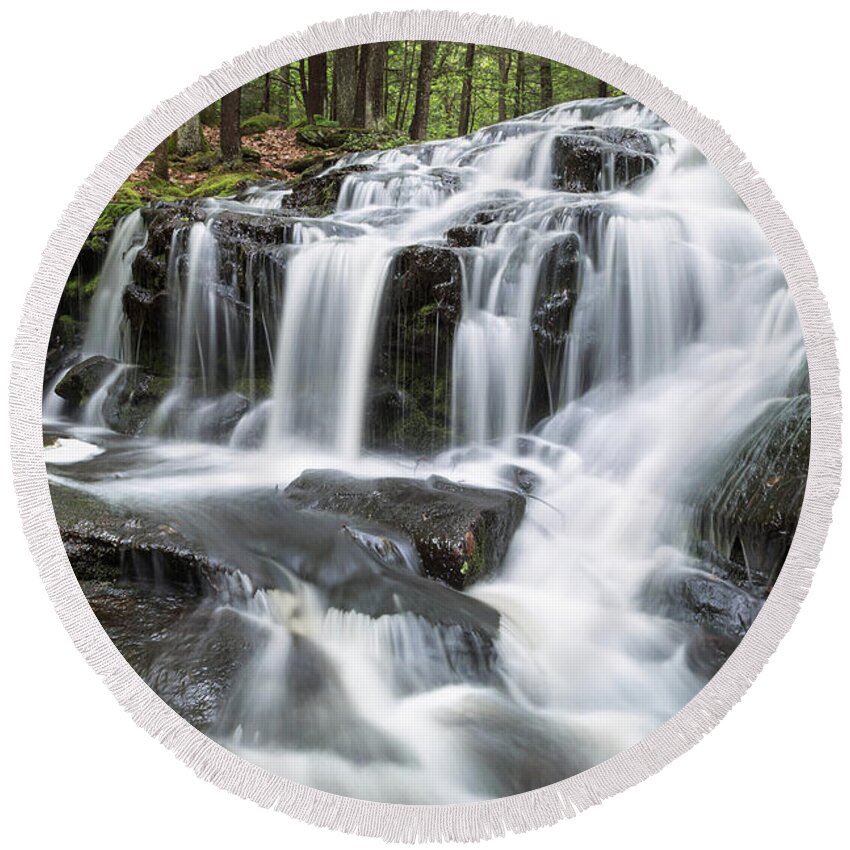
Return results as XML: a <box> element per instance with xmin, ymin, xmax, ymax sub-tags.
<box><xmin>267</xmin><ymin>235</ymin><xmax>395</xmax><ymax>457</ymax></box>
<box><xmin>46</xmin><ymin>96</ymin><xmax>807</xmax><ymax>803</ymax></box>
<box><xmin>82</xmin><ymin>209</ymin><xmax>147</xmax><ymax>359</ymax></box>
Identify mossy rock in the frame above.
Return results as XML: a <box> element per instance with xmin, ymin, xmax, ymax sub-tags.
<box><xmin>241</xmin><ymin>112</ymin><xmax>281</xmax><ymax>135</ymax></box>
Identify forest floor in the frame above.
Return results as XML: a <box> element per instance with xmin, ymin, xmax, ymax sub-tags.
<box><xmin>129</xmin><ymin>125</ymin><xmax>310</xmax><ymax>188</ymax></box>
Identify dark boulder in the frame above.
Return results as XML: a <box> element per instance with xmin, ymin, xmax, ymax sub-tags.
<box><xmin>445</xmin><ymin>225</ymin><xmax>485</xmax><ymax>247</ymax></box>
<box><xmin>367</xmin><ymin>245</ymin><xmax>463</xmax><ymax>454</ymax></box>
<box><xmin>101</xmin><ymin>368</ymin><xmax>173</xmax><ymax>436</ymax></box>
<box><xmin>281</xmin><ymin>164</ymin><xmax>373</xmax><ymax>217</ymax></box>
<box><xmin>530</xmin><ymin>234</ymin><xmax>582</xmax><ymax>423</ymax></box>
<box><xmin>692</xmin><ymin>393</ymin><xmax>811</xmax><ymax>594</ymax></box>
<box><xmin>554</xmin><ymin>127</ymin><xmax>655</xmax><ymax>193</ymax></box>
<box><xmin>54</xmin><ymin>355</ymin><xmax>118</xmax><ymax>409</ymax></box>
<box><xmin>284</xmin><ymin>470</ymin><xmax>526</xmax><ymax>589</ymax></box>
<box><xmin>645</xmin><ymin>566</ymin><xmax>763</xmax><ymax>642</ymax></box>
<box><xmin>50</xmin><ymin>483</ymin><xmax>217</xmax><ymax>591</ymax></box>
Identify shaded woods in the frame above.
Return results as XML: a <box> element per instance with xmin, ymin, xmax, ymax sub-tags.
<box><xmin>174</xmin><ymin>41</ymin><xmax>615</xmax><ymax>164</ymax></box>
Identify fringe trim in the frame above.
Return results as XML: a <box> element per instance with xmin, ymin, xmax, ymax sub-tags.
<box><xmin>8</xmin><ymin>10</ymin><xmax>841</xmax><ymax>843</ymax></box>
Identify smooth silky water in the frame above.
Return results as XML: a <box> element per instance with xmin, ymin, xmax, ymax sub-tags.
<box><xmin>43</xmin><ymin>97</ymin><xmax>805</xmax><ymax>803</ymax></box>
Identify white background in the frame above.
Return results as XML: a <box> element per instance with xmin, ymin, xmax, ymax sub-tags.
<box><xmin>1</xmin><ymin>1</ymin><xmax>846</xmax><ymax>846</ymax></box>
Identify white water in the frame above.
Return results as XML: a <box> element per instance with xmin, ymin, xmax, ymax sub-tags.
<box><xmin>44</xmin><ymin>97</ymin><xmax>806</xmax><ymax>803</ymax></box>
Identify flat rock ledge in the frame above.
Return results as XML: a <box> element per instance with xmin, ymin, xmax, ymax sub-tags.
<box><xmin>284</xmin><ymin>470</ymin><xmax>526</xmax><ymax>590</ymax></box>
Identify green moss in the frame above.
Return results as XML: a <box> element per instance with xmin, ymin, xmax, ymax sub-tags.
<box><xmin>187</xmin><ymin>172</ymin><xmax>258</xmax><ymax>198</ymax></box>
<box><xmin>66</xmin><ymin>272</ymin><xmax>100</xmax><ymax>300</ymax></box>
<box><xmin>91</xmin><ymin>184</ymin><xmax>144</xmax><ymax>236</ymax></box>
<box><xmin>56</xmin><ymin>314</ymin><xmax>77</xmax><ymax>344</ymax></box>
<box><xmin>232</xmin><ymin>376</ymin><xmax>272</xmax><ymax>399</ymax></box>
<box><xmin>241</xmin><ymin>112</ymin><xmax>281</xmax><ymax>135</ymax></box>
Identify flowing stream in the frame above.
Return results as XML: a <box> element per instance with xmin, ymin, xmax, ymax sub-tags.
<box><xmin>44</xmin><ymin>97</ymin><xmax>806</xmax><ymax>803</ymax></box>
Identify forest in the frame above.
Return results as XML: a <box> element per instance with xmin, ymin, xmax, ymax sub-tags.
<box><xmin>128</xmin><ymin>41</ymin><xmax>615</xmax><ymax>218</ymax></box>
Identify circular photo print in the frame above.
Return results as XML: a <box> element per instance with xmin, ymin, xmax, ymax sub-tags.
<box><xmin>43</xmin><ymin>40</ymin><xmax>808</xmax><ymax>805</ymax></box>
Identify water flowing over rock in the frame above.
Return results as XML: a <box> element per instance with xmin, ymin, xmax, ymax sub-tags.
<box><xmin>43</xmin><ymin>95</ymin><xmax>810</xmax><ymax>803</ymax></box>
<box><xmin>284</xmin><ymin>470</ymin><xmax>526</xmax><ymax>589</ymax></box>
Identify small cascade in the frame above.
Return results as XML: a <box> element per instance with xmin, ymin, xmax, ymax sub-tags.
<box><xmin>82</xmin><ymin>209</ymin><xmax>147</xmax><ymax>360</ymax></box>
<box><xmin>267</xmin><ymin>235</ymin><xmax>395</xmax><ymax>457</ymax></box>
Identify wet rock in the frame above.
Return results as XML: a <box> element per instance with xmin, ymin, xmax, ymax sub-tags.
<box><xmin>692</xmin><ymin>394</ymin><xmax>810</xmax><ymax>594</ymax></box>
<box><xmin>101</xmin><ymin>368</ymin><xmax>173</xmax><ymax>436</ymax></box>
<box><xmin>554</xmin><ymin>128</ymin><xmax>655</xmax><ymax>193</ymax></box>
<box><xmin>445</xmin><ymin>225</ymin><xmax>484</xmax><ymax>247</ymax></box>
<box><xmin>284</xmin><ymin>470</ymin><xmax>526</xmax><ymax>589</ymax></box>
<box><xmin>50</xmin><ymin>483</ymin><xmax>217</xmax><ymax>590</ymax></box>
<box><xmin>189</xmin><ymin>392</ymin><xmax>251</xmax><ymax>442</ymax></box>
<box><xmin>686</xmin><ymin>629</ymin><xmax>739</xmax><ymax>679</ymax></box>
<box><xmin>281</xmin><ymin>164</ymin><xmax>373</xmax><ymax>217</ymax></box>
<box><xmin>530</xmin><ymin>234</ymin><xmax>582</xmax><ymax>423</ymax></box>
<box><xmin>647</xmin><ymin>567</ymin><xmax>763</xmax><ymax>642</ymax></box>
<box><xmin>367</xmin><ymin>245</ymin><xmax>463</xmax><ymax>454</ymax></box>
<box><xmin>497</xmin><ymin>464</ymin><xmax>540</xmax><ymax>494</ymax></box>
<box><xmin>54</xmin><ymin>355</ymin><xmax>118</xmax><ymax>409</ymax></box>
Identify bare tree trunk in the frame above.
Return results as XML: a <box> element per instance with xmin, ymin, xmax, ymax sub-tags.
<box><xmin>306</xmin><ymin>53</ymin><xmax>328</xmax><ymax>123</ymax></box>
<box><xmin>366</xmin><ymin>43</ymin><xmax>388</xmax><ymax>129</ymax></box>
<box><xmin>334</xmin><ymin>48</ymin><xmax>358</xmax><ymax>125</ymax></box>
<box><xmin>457</xmin><ymin>43</ymin><xmax>475</xmax><ymax>136</ymax></box>
<box><xmin>513</xmin><ymin>51</ymin><xmax>525</xmax><ymax>117</ymax></box>
<box><xmin>408</xmin><ymin>40</ymin><xmax>437</xmax><ymax>140</ymax></box>
<box><xmin>354</xmin><ymin>47</ymin><xmax>368</xmax><ymax>127</ymax></box>
<box><xmin>262</xmin><ymin>73</ymin><xmax>271</xmax><ymax>113</ymax></box>
<box><xmin>279</xmin><ymin>67</ymin><xmax>291</xmax><ymax>125</ymax></box>
<box><xmin>497</xmin><ymin>50</ymin><xmax>511</xmax><ymax>122</ymax></box>
<box><xmin>176</xmin><ymin>114</ymin><xmax>204</xmax><ymax>156</ymax></box>
<box><xmin>297</xmin><ymin>60</ymin><xmax>309</xmax><ymax>115</ymax></box>
<box><xmin>220</xmin><ymin>87</ymin><xmax>242</xmax><ymax>161</ymax></box>
<box><xmin>597</xmin><ymin>78</ymin><xmax>609</xmax><ymax>98</ymax></box>
<box><xmin>338</xmin><ymin>61</ymin><xmax>353</xmax><ymax>125</ymax></box>
<box><xmin>539</xmin><ymin>58</ymin><xmax>553</xmax><ymax>109</ymax></box>
<box><xmin>153</xmin><ymin>140</ymin><xmax>169</xmax><ymax>180</ymax></box>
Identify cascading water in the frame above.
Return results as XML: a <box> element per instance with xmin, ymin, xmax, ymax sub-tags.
<box><xmin>44</xmin><ymin>96</ymin><xmax>807</xmax><ymax>803</ymax></box>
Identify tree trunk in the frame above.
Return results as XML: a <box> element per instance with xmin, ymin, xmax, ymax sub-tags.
<box><xmin>408</xmin><ymin>40</ymin><xmax>437</xmax><ymax>140</ymax></box>
<box><xmin>354</xmin><ymin>47</ymin><xmax>368</xmax><ymax>127</ymax></box>
<box><xmin>457</xmin><ymin>43</ymin><xmax>476</xmax><ymax>137</ymax></box>
<box><xmin>153</xmin><ymin>140</ymin><xmax>169</xmax><ymax>180</ymax></box>
<box><xmin>497</xmin><ymin>50</ymin><xmax>512</xmax><ymax>122</ymax></box>
<box><xmin>539</xmin><ymin>58</ymin><xmax>553</xmax><ymax>109</ymax></box>
<box><xmin>297</xmin><ymin>60</ymin><xmax>309</xmax><ymax>114</ymax></box>
<box><xmin>334</xmin><ymin>48</ymin><xmax>358</xmax><ymax>126</ymax></box>
<box><xmin>366</xmin><ymin>43</ymin><xmax>388</xmax><ymax>129</ymax></box>
<box><xmin>597</xmin><ymin>78</ymin><xmax>609</xmax><ymax>98</ymax></box>
<box><xmin>262</xmin><ymin>73</ymin><xmax>271</xmax><ymax>113</ymax></box>
<box><xmin>279</xmin><ymin>67</ymin><xmax>291</xmax><ymax>125</ymax></box>
<box><xmin>220</xmin><ymin>87</ymin><xmax>242</xmax><ymax>161</ymax></box>
<box><xmin>306</xmin><ymin>53</ymin><xmax>328</xmax><ymax>123</ymax></box>
<box><xmin>176</xmin><ymin>114</ymin><xmax>204</xmax><ymax>156</ymax></box>
<box><xmin>514</xmin><ymin>51</ymin><xmax>525</xmax><ymax>118</ymax></box>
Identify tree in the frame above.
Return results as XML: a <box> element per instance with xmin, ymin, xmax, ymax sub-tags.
<box><xmin>334</xmin><ymin>48</ymin><xmax>358</xmax><ymax>126</ymax></box>
<box><xmin>368</xmin><ymin>43</ymin><xmax>388</xmax><ymax>129</ymax></box>
<box><xmin>305</xmin><ymin>53</ymin><xmax>328</xmax><ymax>123</ymax></box>
<box><xmin>409</xmin><ymin>41</ymin><xmax>437</xmax><ymax>140</ymax></box>
<box><xmin>262</xmin><ymin>73</ymin><xmax>272</xmax><ymax>114</ymax></box>
<box><xmin>457</xmin><ymin>43</ymin><xmax>476</xmax><ymax>136</ymax></box>
<box><xmin>497</xmin><ymin>50</ymin><xmax>512</xmax><ymax>122</ymax></box>
<box><xmin>153</xmin><ymin>140</ymin><xmax>169</xmax><ymax>180</ymax></box>
<box><xmin>539</xmin><ymin>58</ymin><xmax>553</xmax><ymax>109</ymax></box>
<box><xmin>176</xmin><ymin>115</ymin><xmax>204</xmax><ymax>156</ymax></box>
<box><xmin>355</xmin><ymin>43</ymin><xmax>388</xmax><ymax>129</ymax></box>
<box><xmin>597</xmin><ymin>78</ymin><xmax>609</xmax><ymax>98</ymax></box>
<box><xmin>278</xmin><ymin>66</ymin><xmax>291</xmax><ymax>125</ymax></box>
<box><xmin>513</xmin><ymin>51</ymin><xmax>526</xmax><ymax>117</ymax></box>
<box><xmin>220</xmin><ymin>87</ymin><xmax>242</xmax><ymax>161</ymax></box>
